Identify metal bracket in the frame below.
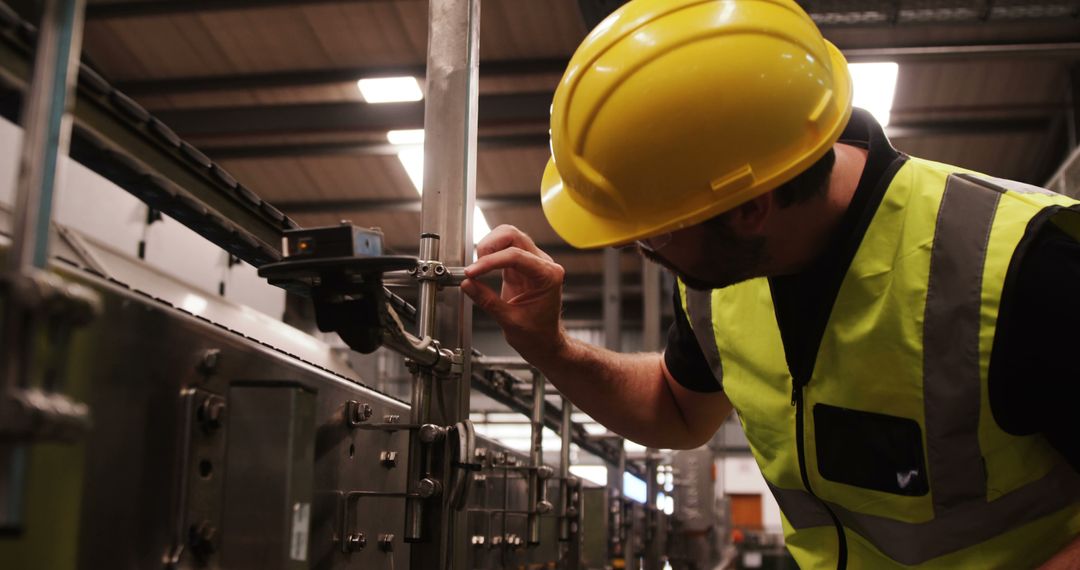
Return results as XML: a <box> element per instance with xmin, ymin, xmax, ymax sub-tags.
<box><xmin>0</xmin><ymin>269</ymin><xmax>100</xmax><ymax>442</ymax></box>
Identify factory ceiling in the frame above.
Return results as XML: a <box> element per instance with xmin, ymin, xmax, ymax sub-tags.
<box><xmin>22</xmin><ymin>0</ymin><xmax>1080</xmax><ymax>299</ymax></box>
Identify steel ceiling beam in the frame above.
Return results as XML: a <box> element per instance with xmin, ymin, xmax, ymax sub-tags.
<box><xmin>155</xmin><ymin>94</ymin><xmax>1052</xmax><ymax>141</ymax></box>
<box><xmin>85</xmin><ymin>0</ymin><xmax>406</xmax><ymax>19</ymax></box>
<box><xmin>110</xmin><ymin>42</ymin><xmax>1080</xmax><ymax>98</ymax></box>
<box><xmin>204</xmin><ymin>133</ymin><xmax>548</xmax><ymax>160</ymax></box>
<box><xmin>276</xmin><ymin>193</ymin><xmax>538</xmax><ymax>214</ymax></box>
<box><xmin>152</xmin><ymin>92</ymin><xmax>549</xmax><ymax>138</ymax></box>
<box><xmin>114</xmin><ymin>58</ymin><xmax>568</xmax><ymax>97</ymax></box>
<box><xmin>83</xmin><ymin>0</ymin><xmax>1080</xmax><ymax>26</ymax></box>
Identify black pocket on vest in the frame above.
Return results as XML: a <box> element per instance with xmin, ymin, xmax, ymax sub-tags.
<box><xmin>813</xmin><ymin>403</ymin><xmax>929</xmax><ymax>496</ymax></box>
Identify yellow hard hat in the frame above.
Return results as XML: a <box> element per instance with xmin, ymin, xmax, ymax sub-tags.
<box><xmin>541</xmin><ymin>0</ymin><xmax>853</xmax><ymax>249</ymax></box>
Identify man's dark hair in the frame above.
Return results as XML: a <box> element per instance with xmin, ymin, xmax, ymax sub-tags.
<box><xmin>773</xmin><ymin>147</ymin><xmax>836</xmax><ymax>208</ymax></box>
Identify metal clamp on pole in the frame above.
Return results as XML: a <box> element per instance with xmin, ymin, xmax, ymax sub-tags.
<box><xmin>527</xmin><ymin>369</ymin><xmax>553</xmax><ymax>546</ymax></box>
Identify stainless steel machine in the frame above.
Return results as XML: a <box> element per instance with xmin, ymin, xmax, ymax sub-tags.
<box><xmin>0</xmin><ymin>0</ymin><xmax>676</xmax><ymax>568</ymax></box>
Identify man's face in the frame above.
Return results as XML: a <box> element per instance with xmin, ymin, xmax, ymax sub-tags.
<box><xmin>637</xmin><ymin>217</ymin><xmax>768</xmax><ymax>291</ymax></box>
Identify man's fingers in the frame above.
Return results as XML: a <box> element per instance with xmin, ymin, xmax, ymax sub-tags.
<box><xmin>476</xmin><ymin>225</ymin><xmax>553</xmax><ymax>262</ymax></box>
<box><xmin>465</xmin><ymin>247</ymin><xmax>561</xmax><ymax>284</ymax></box>
<box><xmin>461</xmin><ymin>278</ymin><xmax>506</xmax><ymax>318</ymax></box>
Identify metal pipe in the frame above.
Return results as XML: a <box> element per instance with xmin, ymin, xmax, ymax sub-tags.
<box><xmin>472</xmin><ymin>356</ymin><xmax>535</xmax><ymax>370</ymax></box>
<box><xmin>404</xmin><ymin>235</ymin><xmax>440</xmax><ymax>542</ymax></box>
<box><xmin>559</xmin><ymin>397</ymin><xmax>573</xmax><ymax>542</ymax></box>
<box><xmin>1</xmin><ymin>0</ymin><xmax>87</xmax><ymax>533</ymax></box>
<box><xmin>644</xmin><ymin>452</ymin><xmax>661</xmax><ymax>570</ymax></box>
<box><xmin>408</xmin><ymin>0</ymin><xmax>481</xmax><ymax>565</ymax></box>
<box><xmin>603</xmin><ymin>248</ymin><xmax>621</xmax><ymax>352</ymax></box>
<box><xmin>527</xmin><ymin>369</ymin><xmax>545</xmax><ymax>545</ymax></box>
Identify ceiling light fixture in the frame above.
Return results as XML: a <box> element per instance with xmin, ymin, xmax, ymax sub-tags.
<box><xmin>356</xmin><ymin>76</ymin><xmax>423</xmax><ymax>104</ymax></box>
<box><xmin>848</xmin><ymin>62</ymin><xmax>899</xmax><ymax>127</ymax></box>
<box><xmin>393</xmin><ymin>145</ymin><xmax>492</xmax><ymax>246</ymax></box>
<box><xmin>386</xmin><ymin>129</ymin><xmax>425</xmax><ymax>145</ymax></box>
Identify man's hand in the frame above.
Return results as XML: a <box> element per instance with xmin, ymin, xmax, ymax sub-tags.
<box><xmin>461</xmin><ymin>225</ymin><xmax>567</xmax><ymax>361</ymax></box>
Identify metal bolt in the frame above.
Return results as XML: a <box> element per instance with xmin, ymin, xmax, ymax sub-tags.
<box><xmin>471</xmin><ymin>535</ymin><xmax>486</xmax><ymax>546</ymax></box>
<box><xmin>419</xmin><ymin>263</ymin><xmax>430</xmax><ymax>274</ymax></box>
<box><xmin>346</xmin><ymin>400</ymin><xmax>372</xmax><ymax>427</ymax></box>
<box><xmin>434</xmin><ymin>265</ymin><xmax>446</xmax><ymax>275</ymax></box>
<box><xmin>417</xmin><ymin>477</ymin><xmax>442</xmax><ymax>498</ymax></box>
<box><xmin>493</xmin><ymin>452</ymin><xmax>506</xmax><ymax>465</ymax></box>
<box><xmin>380</xmin><ymin>451</ymin><xmax>398</xmax><ymax>468</ymax></box>
<box><xmin>197</xmin><ymin>348</ymin><xmax>220</xmax><ymax>375</ymax></box>
<box><xmin>419</xmin><ymin>424</ymin><xmax>445</xmax><ymax>443</ymax></box>
<box><xmin>345</xmin><ymin>532</ymin><xmax>366</xmax><ymax>552</ymax></box>
<box><xmin>536</xmin><ymin>465</ymin><xmax>554</xmax><ymax>479</ymax></box>
<box><xmin>197</xmin><ymin>397</ymin><xmax>226</xmax><ymax>432</ymax></box>
<box><xmin>491</xmin><ymin>535</ymin><xmax>503</xmax><ymax>546</ymax></box>
<box><xmin>378</xmin><ymin>533</ymin><xmax>394</xmax><ymax>552</ymax></box>
<box><xmin>537</xmin><ymin>500</ymin><xmax>553</xmax><ymax>514</ymax></box>
<box><xmin>189</xmin><ymin>520</ymin><xmax>216</xmax><ymax>561</ymax></box>
<box><xmin>474</xmin><ymin>447</ymin><xmax>488</xmax><ymax>461</ymax></box>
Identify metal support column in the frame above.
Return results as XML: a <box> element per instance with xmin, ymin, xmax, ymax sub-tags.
<box><xmin>603</xmin><ymin>248</ymin><xmax>621</xmax><ymax>352</ymax></box>
<box><xmin>527</xmin><ymin>369</ymin><xmax>546</xmax><ymax>545</ymax></box>
<box><xmin>1</xmin><ymin>0</ymin><xmax>88</xmax><ymax>532</ymax></box>
<box><xmin>644</xmin><ymin>453</ymin><xmax>661</xmax><ymax>570</ymax></box>
<box><xmin>406</xmin><ymin>0</ymin><xmax>480</xmax><ymax>567</ymax></box>
<box><xmin>641</xmin><ymin>257</ymin><xmax>663</xmax><ymax>569</ymax></box>
<box><xmin>607</xmin><ymin>436</ymin><xmax>626</xmax><ymax>563</ymax></box>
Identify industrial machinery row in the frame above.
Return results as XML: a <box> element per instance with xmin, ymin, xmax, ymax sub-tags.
<box><xmin>0</xmin><ymin>1</ymin><xmax>711</xmax><ymax>568</ymax></box>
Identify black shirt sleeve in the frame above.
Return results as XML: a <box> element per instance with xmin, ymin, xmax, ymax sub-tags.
<box><xmin>990</xmin><ymin>219</ymin><xmax>1080</xmax><ymax>472</ymax></box>
<box><xmin>664</xmin><ymin>286</ymin><xmax>723</xmax><ymax>393</ymax></box>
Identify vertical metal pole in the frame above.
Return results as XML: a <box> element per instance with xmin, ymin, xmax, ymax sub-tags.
<box><xmin>527</xmin><ymin>370</ymin><xmax>545</xmax><ymax>545</ymax></box>
<box><xmin>1</xmin><ymin>0</ymin><xmax>87</xmax><ymax>532</ymax></box>
<box><xmin>558</xmin><ymin>397</ymin><xmax>573</xmax><ymax>542</ymax></box>
<box><xmin>409</xmin><ymin>0</ymin><xmax>480</xmax><ymax>566</ymax></box>
<box><xmin>603</xmin><ymin>248</ymin><xmax>621</xmax><ymax>352</ymax></box>
<box><xmin>644</xmin><ymin>453</ymin><xmax>661</xmax><ymax>570</ymax></box>
<box><xmin>607</xmin><ymin>437</ymin><xmax>626</xmax><ymax>562</ymax></box>
<box><xmin>642</xmin><ymin>257</ymin><xmax>663</xmax><ymax>569</ymax></box>
<box><xmin>405</xmin><ymin>234</ymin><xmax>442</xmax><ymax>542</ymax></box>
<box><xmin>642</xmin><ymin>258</ymin><xmax>662</xmax><ymax>352</ymax></box>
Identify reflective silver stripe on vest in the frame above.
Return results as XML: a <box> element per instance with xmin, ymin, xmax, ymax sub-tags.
<box><xmin>922</xmin><ymin>174</ymin><xmax>999</xmax><ymax>513</ymax></box>
<box><xmin>768</xmin><ymin>174</ymin><xmax>1080</xmax><ymax>564</ymax></box>
<box><xmin>683</xmin><ymin>287</ymin><xmax>724</xmax><ymax>387</ymax></box>
<box><xmin>959</xmin><ymin>172</ymin><xmax>1059</xmax><ymax>196</ymax></box>
<box><xmin>770</xmin><ymin>463</ymin><xmax>1080</xmax><ymax>565</ymax></box>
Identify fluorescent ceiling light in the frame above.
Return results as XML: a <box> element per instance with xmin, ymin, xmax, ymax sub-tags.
<box><xmin>396</xmin><ymin>147</ymin><xmax>425</xmax><ymax>194</ymax></box>
<box><xmin>848</xmin><ymin>62</ymin><xmax>899</xmax><ymax>127</ymax></box>
<box><xmin>387</xmin><ymin>129</ymin><xmax>425</xmax><ymax>145</ymax></box>
<box><xmin>356</xmin><ymin>76</ymin><xmax>423</xmax><ymax>104</ymax></box>
<box><xmin>394</xmin><ymin>146</ymin><xmax>492</xmax><ymax>246</ymax></box>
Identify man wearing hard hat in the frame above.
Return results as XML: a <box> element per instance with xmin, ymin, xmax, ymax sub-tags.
<box><xmin>460</xmin><ymin>0</ymin><xmax>1080</xmax><ymax>567</ymax></box>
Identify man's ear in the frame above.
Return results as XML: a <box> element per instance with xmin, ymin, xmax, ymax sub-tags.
<box><xmin>725</xmin><ymin>191</ymin><xmax>774</xmax><ymax>235</ymax></box>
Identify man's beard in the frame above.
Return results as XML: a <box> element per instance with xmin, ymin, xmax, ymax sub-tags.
<box><xmin>636</xmin><ymin>225</ymin><xmax>768</xmax><ymax>291</ymax></box>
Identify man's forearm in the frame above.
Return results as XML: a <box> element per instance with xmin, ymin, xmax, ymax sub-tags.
<box><xmin>528</xmin><ymin>334</ymin><xmax>709</xmax><ymax>449</ymax></box>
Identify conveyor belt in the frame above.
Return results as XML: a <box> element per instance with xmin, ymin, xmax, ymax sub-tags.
<box><xmin>0</xmin><ymin>2</ymin><xmax>292</xmax><ymax>268</ymax></box>
<box><xmin>0</xmin><ymin>1</ymin><xmax>642</xmax><ymax>478</ymax></box>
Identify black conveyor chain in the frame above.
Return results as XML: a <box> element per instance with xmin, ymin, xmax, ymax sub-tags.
<box><xmin>0</xmin><ymin>2</ymin><xmax>295</xmax><ymax>267</ymax></box>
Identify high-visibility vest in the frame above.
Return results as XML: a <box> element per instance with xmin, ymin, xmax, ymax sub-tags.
<box><xmin>679</xmin><ymin>157</ymin><xmax>1080</xmax><ymax>568</ymax></box>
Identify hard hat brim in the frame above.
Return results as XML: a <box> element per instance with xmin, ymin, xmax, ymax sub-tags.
<box><xmin>541</xmin><ymin>41</ymin><xmax>854</xmax><ymax>250</ymax></box>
